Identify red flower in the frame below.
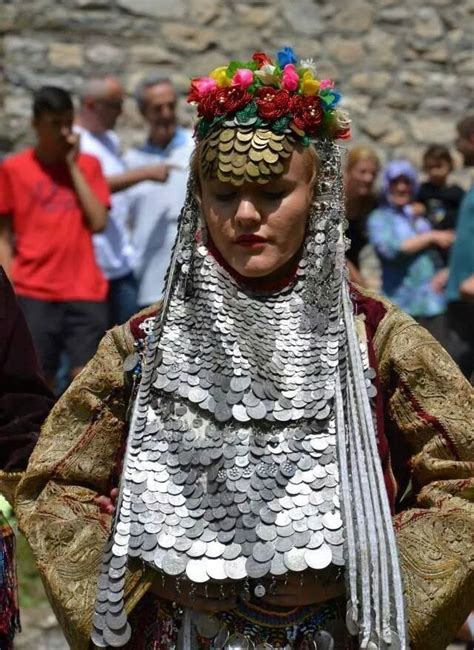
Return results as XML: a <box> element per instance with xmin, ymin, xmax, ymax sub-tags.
<box><xmin>290</xmin><ymin>95</ymin><xmax>324</xmax><ymax>134</ymax></box>
<box><xmin>256</xmin><ymin>87</ymin><xmax>291</xmax><ymax>120</ymax></box>
<box><xmin>198</xmin><ymin>86</ymin><xmax>252</xmax><ymax>120</ymax></box>
<box><xmin>252</xmin><ymin>51</ymin><xmax>272</xmax><ymax>68</ymax></box>
<box><xmin>187</xmin><ymin>79</ymin><xmax>201</xmax><ymax>103</ymax></box>
<box><xmin>334</xmin><ymin>127</ymin><xmax>351</xmax><ymax>140</ymax></box>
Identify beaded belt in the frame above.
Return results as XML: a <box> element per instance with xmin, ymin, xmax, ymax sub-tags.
<box><xmin>192</xmin><ymin>597</ymin><xmax>348</xmax><ymax>649</ymax></box>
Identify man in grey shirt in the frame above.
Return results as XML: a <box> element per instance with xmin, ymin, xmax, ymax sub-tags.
<box><xmin>126</xmin><ymin>75</ymin><xmax>193</xmax><ymax>308</ymax></box>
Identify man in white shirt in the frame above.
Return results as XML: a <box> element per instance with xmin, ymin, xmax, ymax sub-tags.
<box><xmin>76</xmin><ymin>76</ymin><xmax>172</xmax><ymax>323</ymax></box>
<box><xmin>125</xmin><ymin>75</ymin><xmax>193</xmax><ymax>308</ymax></box>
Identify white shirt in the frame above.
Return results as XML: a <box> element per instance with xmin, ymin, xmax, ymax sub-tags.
<box><xmin>76</xmin><ymin>126</ymin><xmax>134</xmax><ymax>280</ymax></box>
<box><xmin>125</xmin><ymin>127</ymin><xmax>193</xmax><ymax>306</ymax></box>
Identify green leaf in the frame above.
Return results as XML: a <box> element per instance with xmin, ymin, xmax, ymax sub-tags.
<box><xmin>272</xmin><ymin>115</ymin><xmax>291</xmax><ymax>133</ymax></box>
<box><xmin>226</xmin><ymin>60</ymin><xmax>247</xmax><ymax>77</ymax></box>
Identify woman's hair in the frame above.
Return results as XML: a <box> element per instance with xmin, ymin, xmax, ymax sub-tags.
<box><xmin>422</xmin><ymin>144</ymin><xmax>453</xmax><ymax>170</ymax></box>
<box><xmin>191</xmin><ymin>135</ymin><xmax>320</xmax><ymax>193</ymax></box>
<box><xmin>346</xmin><ymin>144</ymin><xmax>380</xmax><ymax>172</ymax></box>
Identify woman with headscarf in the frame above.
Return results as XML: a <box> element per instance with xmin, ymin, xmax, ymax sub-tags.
<box><xmin>13</xmin><ymin>50</ymin><xmax>473</xmax><ymax>650</ymax></box>
<box><xmin>367</xmin><ymin>160</ymin><xmax>455</xmax><ymax>342</ymax></box>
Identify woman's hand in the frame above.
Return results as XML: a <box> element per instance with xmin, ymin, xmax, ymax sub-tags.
<box><xmin>430</xmin><ymin>229</ymin><xmax>455</xmax><ymax>249</ymax></box>
<box><xmin>431</xmin><ymin>267</ymin><xmax>449</xmax><ymax>293</ymax></box>
<box><xmin>259</xmin><ymin>570</ymin><xmax>345</xmax><ymax>608</ymax></box>
<box><xmin>95</xmin><ymin>487</ymin><xmax>118</xmax><ymax>515</ymax></box>
<box><xmin>150</xmin><ymin>574</ymin><xmax>237</xmax><ymax>613</ymax></box>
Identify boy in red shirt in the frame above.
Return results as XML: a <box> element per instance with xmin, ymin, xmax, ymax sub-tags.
<box><xmin>0</xmin><ymin>86</ymin><xmax>110</xmax><ymax>388</ymax></box>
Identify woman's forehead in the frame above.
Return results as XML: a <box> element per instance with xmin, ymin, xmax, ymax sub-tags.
<box><xmin>200</xmin><ymin>127</ymin><xmax>298</xmax><ymax>186</ymax></box>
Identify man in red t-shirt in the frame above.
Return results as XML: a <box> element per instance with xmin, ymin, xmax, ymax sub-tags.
<box><xmin>0</xmin><ymin>86</ymin><xmax>110</xmax><ymax>388</ymax></box>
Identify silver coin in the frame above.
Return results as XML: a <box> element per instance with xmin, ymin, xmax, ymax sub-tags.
<box><xmin>304</xmin><ymin>544</ymin><xmax>332</xmax><ymax>570</ymax></box>
<box><xmin>232</xmin><ymin>404</ymin><xmax>251</xmax><ymax>422</ymax></box>
<box><xmin>188</xmin><ymin>540</ymin><xmax>207</xmax><ymax>558</ymax></box>
<box><xmin>105</xmin><ymin>610</ymin><xmax>128</xmax><ymax>632</ymax></box>
<box><xmin>252</xmin><ymin>542</ymin><xmax>275</xmax><ymax>563</ymax></box>
<box><xmin>206</xmin><ymin>558</ymin><xmax>227</xmax><ymax>581</ymax></box>
<box><xmin>225</xmin><ymin>556</ymin><xmax>247</xmax><ymax>580</ymax></box>
<box><xmin>103</xmin><ymin>622</ymin><xmax>132</xmax><ymax>647</ymax></box>
<box><xmin>322</xmin><ymin>511</ymin><xmax>342</xmax><ymax>531</ymax></box>
<box><xmin>270</xmin><ymin>552</ymin><xmax>288</xmax><ymax>576</ymax></box>
<box><xmin>246</xmin><ymin>556</ymin><xmax>271</xmax><ymax>579</ymax></box>
<box><xmin>90</xmin><ymin>628</ymin><xmax>107</xmax><ymax>647</ymax></box>
<box><xmin>283</xmin><ymin>548</ymin><xmax>307</xmax><ymax>572</ymax></box>
<box><xmin>162</xmin><ymin>551</ymin><xmax>187</xmax><ymax>576</ymax></box>
<box><xmin>185</xmin><ymin>558</ymin><xmax>209</xmax><ymax>583</ymax></box>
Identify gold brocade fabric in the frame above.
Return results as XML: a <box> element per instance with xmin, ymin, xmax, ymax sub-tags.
<box><xmin>12</xmin><ymin>299</ymin><xmax>474</xmax><ymax>650</ymax></box>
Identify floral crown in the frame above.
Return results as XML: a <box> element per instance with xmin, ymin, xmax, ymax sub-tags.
<box><xmin>187</xmin><ymin>47</ymin><xmax>351</xmax><ymax>144</ymax></box>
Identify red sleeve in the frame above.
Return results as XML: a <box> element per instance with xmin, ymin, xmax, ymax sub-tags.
<box><xmin>80</xmin><ymin>154</ymin><xmax>111</xmax><ymax>208</ymax></box>
<box><xmin>0</xmin><ymin>162</ymin><xmax>13</xmax><ymax>215</ymax></box>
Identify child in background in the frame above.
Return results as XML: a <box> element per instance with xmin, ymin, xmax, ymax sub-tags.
<box><xmin>417</xmin><ymin>145</ymin><xmax>464</xmax><ymax>250</ymax></box>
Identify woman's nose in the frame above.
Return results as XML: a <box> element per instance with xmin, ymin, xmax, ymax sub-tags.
<box><xmin>234</xmin><ymin>198</ymin><xmax>261</xmax><ymax>228</ymax></box>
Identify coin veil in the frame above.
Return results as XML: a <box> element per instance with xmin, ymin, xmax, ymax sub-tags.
<box><xmin>91</xmin><ymin>131</ymin><xmax>408</xmax><ymax>650</ymax></box>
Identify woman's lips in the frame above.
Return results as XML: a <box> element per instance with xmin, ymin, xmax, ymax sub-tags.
<box><xmin>234</xmin><ymin>234</ymin><xmax>267</xmax><ymax>249</ymax></box>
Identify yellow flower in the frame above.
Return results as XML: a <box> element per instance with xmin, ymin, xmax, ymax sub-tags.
<box><xmin>210</xmin><ymin>66</ymin><xmax>231</xmax><ymax>87</ymax></box>
<box><xmin>301</xmin><ymin>70</ymin><xmax>320</xmax><ymax>96</ymax></box>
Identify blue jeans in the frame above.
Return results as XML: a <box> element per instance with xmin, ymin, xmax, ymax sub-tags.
<box><xmin>109</xmin><ymin>272</ymin><xmax>138</xmax><ymax>326</ymax></box>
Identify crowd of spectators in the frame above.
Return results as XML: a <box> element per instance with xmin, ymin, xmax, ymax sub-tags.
<box><xmin>0</xmin><ymin>75</ymin><xmax>473</xmax><ymax>388</ymax></box>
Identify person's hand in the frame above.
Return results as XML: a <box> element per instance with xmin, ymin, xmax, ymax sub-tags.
<box><xmin>144</xmin><ymin>164</ymin><xmax>171</xmax><ymax>183</ymax></box>
<box><xmin>95</xmin><ymin>487</ymin><xmax>118</xmax><ymax>515</ymax></box>
<box><xmin>430</xmin><ymin>229</ymin><xmax>455</xmax><ymax>249</ymax></box>
<box><xmin>431</xmin><ymin>267</ymin><xmax>449</xmax><ymax>293</ymax></box>
<box><xmin>150</xmin><ymin>574</ymin><xmax>237</xmax><ymax>613</ymax></box>
<box><xmin>411</xmin><ymin>202</ymin><xmax>426</xmax><ymax>217</ymax></box>
<box><xmin>65</xmin><ymin>132</ymin><xmax>80</xmax><ymax>167</ymax></box>
<box><xmin>259</xmin><ymin>570</ymin><xmax>345</xmax><ymax>608</ymax></box>
<box><xmin>460</xmin><ymin>274</ymin><xmax>474</xmax><ymax>301</ymax></box>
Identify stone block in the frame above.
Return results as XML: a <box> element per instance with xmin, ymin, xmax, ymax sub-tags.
<box><xmin>48</xmin><ymin>43</ymin><xmax>84</xmax><ymax>68</ymax></box>
<box><xmin>281</xmin><ymin>0</ymin><xmax>323</xmax><ymax>35</ymax></box>
<box><xmin>414</xmin><ymin>7</ymin><xmax>444</xmax><ymax>40</ymax></box>
<box><xmin>117</xmin><ymin>0</ymin><xmax>186</xmax><ymax>19</ymax></box>
<box><xmin>189</xmin><ymin>0</ymin><xmax>220</xmax><ymax>24</ymax></box>
<box><xmin>407</xmin><ymin>115</ymin><xmax>455</xmax><ymax>144</ymax></box>
<box><xmin>235</xmin><ymin>4</ymin><xmax>275</xmax><ymax>28</ymax></box>
<box><xmin>325</xmin><ymin>38</ymin><xmax>365</xmax><ymax>66</ymax></box>
<box><xmin>85</xmin><ymin>44</ymin><xmax>126</xmax><ymax>66</ymax></box>
<box><xmin>331</xmin><ymin>3</ymin><xmax>374</xmax><ymax>32</ymax></box>
<box><xmin>161</xmin><ymin>24</ymin><xmax>217</xmax><ymax>52</ymax></box>
<box><xmin>351</xmin><ymin>71</ymin><xmax>391</xmax><ymax>94</ymax></box>
<box><xmin>129</xmin><ymin>45</ymin><xmax>178</xmax><ymax>65</ymax></box>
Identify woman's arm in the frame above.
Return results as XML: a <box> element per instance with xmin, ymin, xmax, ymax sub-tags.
<box><xmin>375</xmin><ymin>308</ymin><xmax>474</xmax><ymax>650</ymax></box>
<box><xmin>15</xmin><ymin>326</ymin><xmax>152</xmax><ymax>649</ymax></box>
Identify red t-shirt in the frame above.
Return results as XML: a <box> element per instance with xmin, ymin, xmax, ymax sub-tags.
<box><xmin>0</xmin><ymin>148</ymin><xmax>110</xmax><ymax>301</ymax></box>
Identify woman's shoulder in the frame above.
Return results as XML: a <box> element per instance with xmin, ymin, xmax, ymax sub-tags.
<box><xmin>126</xmin><ymin>303</ymin><xmax>161</xmax><ymax>343</ymax></box>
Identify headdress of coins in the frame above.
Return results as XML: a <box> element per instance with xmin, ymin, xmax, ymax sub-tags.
<box><xmin>91</xmin><ymin>48</ymin><xmax>408</xmax><ymax>650</ymax></box>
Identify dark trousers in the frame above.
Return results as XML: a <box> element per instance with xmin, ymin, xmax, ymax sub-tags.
<box><xmin>445</xmin><ymin>301</ymin><xmax>474</xmax><ymax>382</ymax></box>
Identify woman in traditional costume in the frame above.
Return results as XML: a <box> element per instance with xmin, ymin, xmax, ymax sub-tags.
<box><xmin>14</xmin><ymin>49</ymin><xmax>473</xmax><ymax>650</ymax></box>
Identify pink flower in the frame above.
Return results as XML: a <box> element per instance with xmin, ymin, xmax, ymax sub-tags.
<box><xmin>198</xmin><ymin>77</ymin><xmax>218</xmax><ymax>95</ymax></box>
<box><xmin>319</xmin><ymin>79</ymin><xmax>334</xmax><ymax>90</ymax></box>
<box><xmin>232</xmin><ymin>68</ymin><xmax>254</xmax><ymax>89</ymax></box>
<box><xmin>281</xmin><ymin>64</ymin><xmax>299</xmax><ymax>92</ymax></box>
<box><xmin>187</xmin><ymin>77</ymin><xmax>217</xmax><ymax>101</ymax></box>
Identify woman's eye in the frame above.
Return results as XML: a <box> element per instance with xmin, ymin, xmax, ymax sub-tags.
<box><xmin>214</xmin><ymin>192</ymin><xmax>236</xmax><ymax>201</ymax></box>
<box><xmin>264</xmin><ymin>190</ymin><xmax>286</xmax><ymax>199</ymax></box>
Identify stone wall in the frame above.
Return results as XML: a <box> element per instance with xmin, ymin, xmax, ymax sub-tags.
<box><xmin>1</xmin><ymin>0</ymin><xmax>473</xmax><ymax>168</ymax></box>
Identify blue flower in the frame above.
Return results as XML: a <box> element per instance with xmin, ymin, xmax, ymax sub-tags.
<box><xmin>277</xmin><ymin>46</ymin><xmax>298</xmax><ymax>68</ymax></box>
<box><xmin>320</xmin><ymin>89</ymin><xmax>341</xmax><ymax>110</ymax></box>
